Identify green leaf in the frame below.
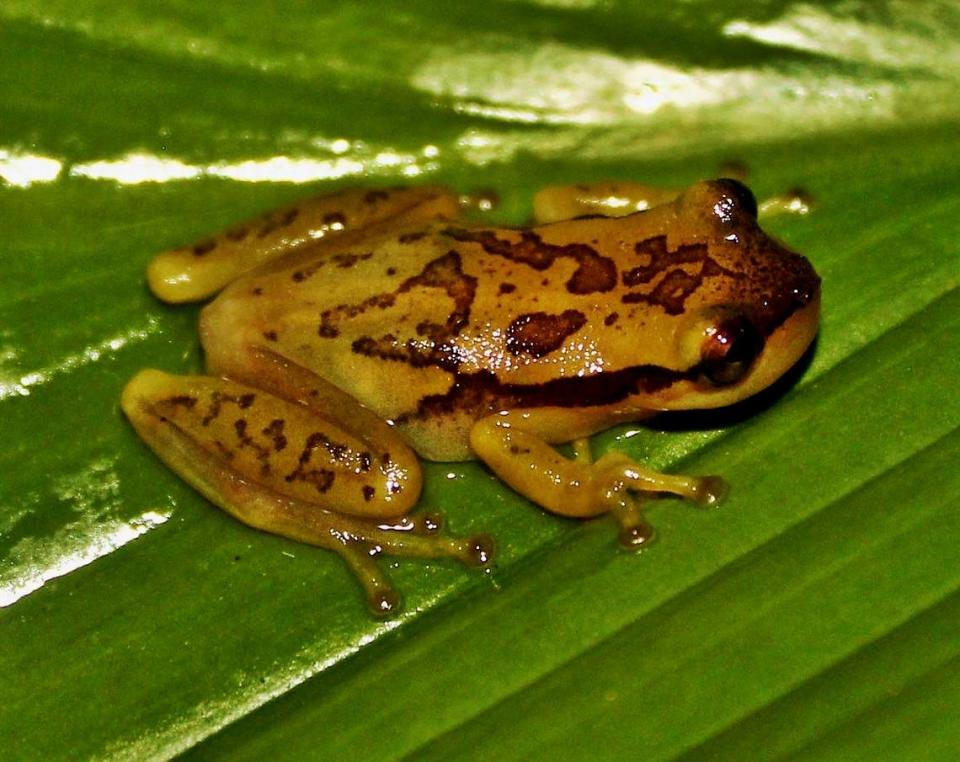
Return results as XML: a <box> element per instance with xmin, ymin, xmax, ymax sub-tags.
<box><xmin>1</xmin><ymin>1</ymin><xmax>958</xmax><ymax>759</ymax></box>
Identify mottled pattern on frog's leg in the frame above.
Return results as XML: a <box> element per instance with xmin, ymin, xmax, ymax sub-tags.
<box><xmin>469</xmin><ymin>408</ymin><xmax>726</xmax><ymax>550</ymax></box>
<box><xmin>121</xmin><ymin>369</ymin><xmax>491</xmax><ymax>616</ymax></box>
<box><xmin>532</xmin><ymin>182</ymin><xmax>681</xmax><ymax>224</ymax></box>
<box><xmin>147</xmin><ymin>186</ymin><xmax>460</xmax><ymax>304</ymax></box>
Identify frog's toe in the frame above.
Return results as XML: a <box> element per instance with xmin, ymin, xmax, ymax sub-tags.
<box><xmin>594</xmin><ymin>453</ymin><xmax>726</xmax><ymax>549</ymax></box>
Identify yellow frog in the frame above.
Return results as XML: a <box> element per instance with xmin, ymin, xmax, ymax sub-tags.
<box><xmin>122</xmin><ymin>179</ymin><xmax>820</xmax><ymax>615</ymax></box>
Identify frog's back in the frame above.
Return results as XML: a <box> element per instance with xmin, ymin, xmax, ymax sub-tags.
<box><xmin>204</xmin><ymin>181</ymin><xmax>819</xmax><ymax>461</ymax></box>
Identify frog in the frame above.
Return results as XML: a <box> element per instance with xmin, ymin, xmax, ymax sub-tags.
<box><xmin>122</xmin><ymin>178</ymin><xmax>821</xmax><ymax>616</ymax></box>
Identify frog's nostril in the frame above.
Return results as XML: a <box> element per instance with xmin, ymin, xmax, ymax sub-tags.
<box><xmin>700</xmin><ymin>315</ymin><xmax>764</xmax><ymax>386</ymax></box>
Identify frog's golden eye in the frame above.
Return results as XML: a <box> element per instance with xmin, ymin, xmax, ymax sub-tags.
<box><xmin>699</xmin><ymin>315</ymin><xmax>764</xmax><ymax>386</ymax></box>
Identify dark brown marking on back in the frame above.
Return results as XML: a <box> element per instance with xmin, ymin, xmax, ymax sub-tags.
<box><xmin>621</xmin><ymin>235</ymin><xmax>740</xmax><ymax>315</ymax></box>
<box><xmin>257</xmin><ymin>207</ymin><xmax>300</xmax><ymax>239</ymax></box>
<box><xmin>333</xmin><ymin>252</ymin><xmax>373</xmax><ymax>268</ymax></box>
<box><xmin>226</xmin><ymin>226</ymin><xmax>250</xmax><ymax>242</ymax></box>
<box><xmin>499</xmin><ymin>282</ymin><xmax>516</xmax><ymax>295</ymax></box>
<box><xmin>362</xmin><ymin>485</ymin><xmax>376</xmax><ymax>501</ymax></box>
<box><xmin>365</xmin><ymin>189</ymin><xmax>390</xmax><ymax>204</ymax></box>
<box><xmin>292</xmin><ymin>261</ymin><xmax>323</xmax><ymax>282</ymax></box>
<box><xmin>443</xmin><ymin>227</ymin><xmax>617</xmax><ymax>294</ymax></box>
<box><xmin>262</xmin><ymin>330</ymin><xmax>278</xmax><ymax>342</ymax></box>
<box><xmin>192</xmin><ymin>239</ymin><xmax>216</xmax><ymax>256</ymax></box>
<box><xmin>399</xmin><ymin>231</ymin><xmax>426</xmax><ymax>244</ymax></box>
<box><xmin>349</xmin><ymin>250</ymin><xmax>477</xmax><ymax>370</ymax></box>
<box><xmin>319</xmin><ymin>291</ymin><xmax>398</xmax><ymax>338</ymax></box>
<box><xmin>506</xmin><ymin>310</ymin><xmax>587</xmax><ymax>358</ymax></box>
<box><xmin>604</xmin><ymin>312</ymin><xmax>619</xmax><ymax>327</ymax></box>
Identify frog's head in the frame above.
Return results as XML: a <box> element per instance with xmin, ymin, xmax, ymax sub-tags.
<box><xmin>645</xmin><ymin>179</ymin><xmax>821</xmax><ymax>410</ymax></box>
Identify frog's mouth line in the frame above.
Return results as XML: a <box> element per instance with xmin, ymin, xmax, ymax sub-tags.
<box><xmin>405</xmin><ymin>291</ymin><xmax>820</xmax><ymax>421</ymax></box>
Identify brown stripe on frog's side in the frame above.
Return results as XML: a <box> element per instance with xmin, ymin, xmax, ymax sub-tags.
<box><xmin>506</xmin><ymin>310</ymin><xmax>587</xmax><ymax>358</ymax></box>
<box><xmin>621</xmin><ymin>235</ymin><xmax>740</xmax><ymax>316</ymax></box>
<box><xmin>405</xmin><ymin>364</ymin><xmax>688</xmax><ymax>423</ymax></box>
<box><xmin>442</xmin><ymin>227</ymin><xmax>617</xmax><ymax>295</ymax></box>
<box><xmin>364</xmin><ymin>189</ymin><xmax>390</xmax><ymax>204</ymax></box>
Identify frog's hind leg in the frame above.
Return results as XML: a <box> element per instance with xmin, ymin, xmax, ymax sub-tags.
<box><xmin>469</xmin><ymin>409</ymin><xmax>726</xmax><ymax>549</ymax></box>
<box><xmin>121</xmin><ymin>368</ymin><xmax>492</xmax><ymax>616</ymax></box>
<box><xmin>148</xmin><ymin>186</ymin><xmax>460</xmax><ymax>304</ymax></box>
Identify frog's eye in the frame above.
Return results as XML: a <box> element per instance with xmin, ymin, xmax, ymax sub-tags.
<box><xmin>699</xmin><ymin>315</ymin><xmax>764</xmax><ymax>386</ymax></box>
<box><xmin>712</xmin><ymin>178</ymin><xmax>759</xmax><ymax>221</ymax></box>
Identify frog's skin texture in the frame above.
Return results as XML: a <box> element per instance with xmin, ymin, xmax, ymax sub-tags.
<box><xmin>123</xmin><ymin>180</ymin><xmax>821</xmax><ymax>615</ymax></box>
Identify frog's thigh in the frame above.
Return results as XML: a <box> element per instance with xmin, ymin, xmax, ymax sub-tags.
<box><xmin>122</xmin><ymin>368</ymin><xmax>490</xmax><ymax>614</ymax></box>
<box><xmin>469</xmin><ymin>408</ymin><xmax>727</xmax><ymax>547</ymax></box>
<box><xmin>148</xmin><ymin>186</ymin><xmax>460</xmax><ymax>304</ymax></box>
<box><xmin>533</xmin><ymin>182</ymin><xmax>681</xmax><ymax>224</ymax></box>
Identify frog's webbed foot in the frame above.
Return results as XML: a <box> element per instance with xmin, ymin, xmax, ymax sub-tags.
<box><xmin>470</xmin><ymin>410</ymin><xmax>726</xmax><ymax>549</ymax></box>
<box><xmin>121</xmin><ymin>369</ymin><xmax>492</xmax><ymax>616</ymax></box>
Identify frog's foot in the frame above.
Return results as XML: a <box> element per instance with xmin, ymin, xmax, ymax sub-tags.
<box><xmin>470</xmin><ymin>412</ymin><xmax>726</xmax><ymax>550</ymax></box>
<box><xmin>588</xmin><ymin>451</ymin><xmax>727</xmax><ymax>549</ymax></box>
<box><xmin>306</xmin><ymin>510</ymin><xmax>493</xmax><ymax>615</ymax></box>
<box><xmin>121</xmin><ymin>369</ymin><xmax>492</xmax><ymax>616</ymax></box>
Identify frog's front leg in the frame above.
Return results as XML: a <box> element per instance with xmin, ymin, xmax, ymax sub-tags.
<box><xmin>533</xmin><ymin>182</ymin><xmax>680</xmax><ymax>224</ymax></box>
<box><xmin>148</xmin><ymin>186</ymin><xmax>460</xmax><ymax>303</ymax></box>
<box><xmin>469</xmin><ymin>409</ymin><xmax>726</xmax><ymax>548</ymax></box>
<box><xmin>121</xmin><ymin>369</ymin><xmax>491</xmax><ymax>616</ymax></box>
<box><xmin>534</xmin><ymin>178</ymin><xmax>812</xmax><ymax>224</ymax></box>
